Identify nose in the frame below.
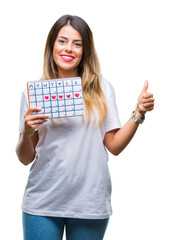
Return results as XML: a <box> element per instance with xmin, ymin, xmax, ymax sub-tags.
<box><xmin>65</xmin><ymin>42</ymin><xmax>73</xmax><ymax>52</ymax></box>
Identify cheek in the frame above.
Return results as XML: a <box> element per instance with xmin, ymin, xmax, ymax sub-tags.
<box><xmin>53</xmin><ymin>44</ymin><xmax>62</xmax><ymax>55</ymax></box>
<box><xmin>77</xmin><ymin>49</ymin><xmax>83</xmax><ymax>60</ymax></box>
<box><xmin>53</xmin><ymin>46</ymin><xmax>62</xmax><ymax>63</ymax></box>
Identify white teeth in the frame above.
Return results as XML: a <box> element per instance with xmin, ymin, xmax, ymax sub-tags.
<box><xmin>62</xmin><ymin>56</ymin><xmax>73</xmax><ymax>59</ymax></box>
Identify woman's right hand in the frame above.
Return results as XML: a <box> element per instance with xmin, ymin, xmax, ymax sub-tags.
<box><xmin>23</xmin><ymin>107</ymin><xmax>48</xmax><ymax>138</ymax></box>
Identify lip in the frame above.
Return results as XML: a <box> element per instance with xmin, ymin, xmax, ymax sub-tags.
<box><xmin>61</xmin><ymin>54</ymin><xmax>75</xmax><ymax>62</ymax></box>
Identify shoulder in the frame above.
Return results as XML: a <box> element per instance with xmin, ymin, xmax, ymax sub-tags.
<box><xmin>19</xmin><ymin>87</ymin><xmax>28</xmax><ymax>98</ymax></box>
<box><xmin>22</xmin><ymin>88</ymin><xmax>28</xmax><ymax>98</ymax></box>
<box><xmin>20</xmin><ymin>88</ymin><xmax>29</xmax><ymax>108</ymax></box>
<box><xmin>100</xmin><ymin>77</ymin><xmax>116</xmax><ymax>101</ymax></box>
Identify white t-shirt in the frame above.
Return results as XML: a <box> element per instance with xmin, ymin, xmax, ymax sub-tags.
<box><xmin>19</xmin><ymin>78</ymin><xmax>121</xmax><ymax>219</ymax></box>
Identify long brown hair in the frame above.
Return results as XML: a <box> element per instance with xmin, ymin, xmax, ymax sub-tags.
<box><xmin>42</xmin><ymin>15</ymin><xmax>107</xmax><ymax>125</ymax></box>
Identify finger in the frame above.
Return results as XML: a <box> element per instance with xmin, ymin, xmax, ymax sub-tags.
<box><xmin>140</xmin><ymin>105</ymin><xmax>154</xmax><ymax>113</ymax></box>
<box><xmin>25</xmin><ymin>113</ymin><xmax>48</xmax><ymax>121</ymax></box>
<box><xmin>25</xmin><ymin>120</ymin><xmax>47</xmax><ymax>133</ymax></box>
<box><xmin>142</xmin><ymin>97</ymin><xmax>154</xmax><ymax>104</ymax></box>
<box><xmin>143</xmin><ymin>93</ymin><xmax>153</xmax><ymax>99</ymax></box>
<box><xmin>31</xmin><ymin>114</ymin><xmax>49</xmax><ymax>119</ymax></box>
<box><xmin>27</xmin><ymin>119</ymin><xmax>47</xmax><ymax>126</ymax></box>
<box><xmin>25</xmin><ymin>107</ymin><xmax>41</xmax><ymax>115</ymax></box>
<box><xmin>142</xmin><ymin>102</ymin><xmax>154</xmax><ymax>109</ymax></box>
<box><xmin>145</xmin><ymin>106</ymin><xmax>154</xmax><ymax>112</ymax></box>
<box><xmin>25</xmin><ymin>107</ymin><xmax>42</xmax><ymax>117</ymax></box>
<box><xmin>142</xmin><ymin>80</ymin><xmax>148</xmax><ymax>94</ymax></box>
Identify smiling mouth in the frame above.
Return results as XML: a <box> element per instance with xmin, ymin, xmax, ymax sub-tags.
<box><xmin>61</xmin><ymin>55</ymin><xmax>75</xmax><ymax>62</ymax></box>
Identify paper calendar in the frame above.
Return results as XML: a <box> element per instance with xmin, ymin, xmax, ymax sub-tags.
<box><xmin>27</xmin><ymin>77</ymin><xmax>84</xmax><ymax>118</ymax></box>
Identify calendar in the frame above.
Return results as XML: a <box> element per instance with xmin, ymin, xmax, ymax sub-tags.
<box><xmin>27</xmin><ymin>77</ymin><xmax>84</xmax><ymax>118</ymax></box>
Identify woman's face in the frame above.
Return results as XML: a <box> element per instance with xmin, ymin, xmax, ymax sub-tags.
<box><xmin>53</xmin><ymin>25</ymin><xmax>83</xmax><ymax>78</ymax></box>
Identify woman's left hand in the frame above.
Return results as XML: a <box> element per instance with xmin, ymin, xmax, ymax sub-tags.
<box><xmin>137</xmin><ymin>80</ymin><xmax>155</xmax><ymax>113</ymax></box>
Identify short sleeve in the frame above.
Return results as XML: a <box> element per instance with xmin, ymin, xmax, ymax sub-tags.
<box><xmin>102</xmin><ymin>78</ymin><xmax>121</xmax><ymax>133</ymax></box>
<box><xmin>19</xmin><ymin>89</ymin><xmax>29</xmax><ymax>133</ymax></box>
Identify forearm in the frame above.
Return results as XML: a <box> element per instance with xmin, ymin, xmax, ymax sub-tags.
<box><xmin>16</xmin><ymin>134</ymin><xmax>36</xmax><ymax>165</ymax></box>
<box><xmin>16</xmin><ymin>107</ymin><xmax>46</xmax><ymax>165</ymax></box>
<box><xmin>106</xmin><ymin>110</ymin><xmax>143</xmax><ymax>155</ymax></box>
<box><xmin>112</xmin><ymin>119</ymin><xmax>139</xmax><ymax>155</ymax></box>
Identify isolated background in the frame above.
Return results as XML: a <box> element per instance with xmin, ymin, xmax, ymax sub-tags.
<box><xmin>0</xmin><ymin>0</ymin><xmax>169</xmax><ymax>239</ymax></box>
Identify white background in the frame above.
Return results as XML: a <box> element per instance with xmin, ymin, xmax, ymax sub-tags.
<box><xmin>0</xmin><ymin>0</ymin><xmax>169</xmax><ymax>239</ymax></box>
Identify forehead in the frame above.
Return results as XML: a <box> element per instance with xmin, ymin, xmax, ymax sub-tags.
<box><xmin>57</xmin><ymin>25</ymin><xmax>82</xmax><ymax>40</ymax></box>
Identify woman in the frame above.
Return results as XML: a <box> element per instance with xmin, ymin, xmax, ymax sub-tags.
<box><xmin>16</xmin><ymin>15</ymin><xmax>154</xmax><ymax>240</ymax></box>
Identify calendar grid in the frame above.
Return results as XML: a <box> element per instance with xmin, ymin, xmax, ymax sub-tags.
<box><xmin>27</xmin><ymin>77</ymin><xmax>84</xmax><ymax>118</ymax></box>
<box><xmin>71</xmin><ymin>81</ymin><xmax>75</xmax><ymax>116</ymax></box>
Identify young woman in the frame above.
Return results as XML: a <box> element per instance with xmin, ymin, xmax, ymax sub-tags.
<box><xmin>16</xmin><ymin>15</ymin><xmax>154</xmax><ymax>240</ymax></box>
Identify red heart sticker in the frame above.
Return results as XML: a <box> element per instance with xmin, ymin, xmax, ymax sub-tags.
<box><xmin>59</xmin><ymin>95</ymin><xmax>63</xmax><ymax>99</ymax></box>
<box><xmin>45</xmin><ymin>96</ymin><xmax>49</xmax><ymax>100</ymax></box>
<box><xmin>66</xmin><ymin>94</ymin><xmax>71</xmax><ymax>98</ymax></box>
<box><xmin>52</xmin><ymin>95</ymin><xmax>56</xmax><ymax>100</ymax></box>
<box><xmin>75</xmin><ymin>93</ymin><xmax>80</xmax><ymax>98</ymax></box>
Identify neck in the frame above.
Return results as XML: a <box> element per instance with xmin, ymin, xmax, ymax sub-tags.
<box><xmin>58</xmin><ymin>70</ymin><xmax>78</xmax><ymax>79</ymax></box>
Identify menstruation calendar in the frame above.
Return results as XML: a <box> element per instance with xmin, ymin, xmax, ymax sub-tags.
<box><xmin>27</xmin><ymin>77</ymin><xmax>84</xmax><ymax>118</ymax></box>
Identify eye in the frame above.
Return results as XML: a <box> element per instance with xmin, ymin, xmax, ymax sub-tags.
<box><xmin>74</xmin><ymin>42</ymin><xmax>83</xmax><ymax>48</ymax></box>
<box><xmin>58</xmin><ymin>39</ymin><xmax>66</xmax><ymax>45</ymax></box>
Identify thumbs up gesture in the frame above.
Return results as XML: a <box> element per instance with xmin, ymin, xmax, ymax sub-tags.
<box><xmin>138</xmin><ymin>81</ymin><xmax>154</xmax><ymax>113</ymax></box>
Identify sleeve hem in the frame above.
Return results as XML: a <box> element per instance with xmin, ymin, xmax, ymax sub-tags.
<box><xmin>105</xmin><ymin>123</ymin><xmax>121</xmax><ymax>133</ymax></box>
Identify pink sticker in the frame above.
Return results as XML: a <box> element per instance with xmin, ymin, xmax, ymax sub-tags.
<box><xmin>66</xmin><ymin>94</ymin><xmax>71</xmax><ymax>98</ymax></box>
<box><xmin>75</xmin><ymin>93</ymin><xmax>80</xmax><ymax>98</ymax></box>
<box><xmin>45</xmin><ymin>96</ymin><xmax>49</xmax><ymax>100</ymax></box>
<box><xmin>59</xmin><ymin>95</ymin><xmax>63</xmax><ymax>99</ymax></box>
<box><xmin>51</xmin><ymin>95</ymin><xmax>56</xmax><ymax>100</ymax></box>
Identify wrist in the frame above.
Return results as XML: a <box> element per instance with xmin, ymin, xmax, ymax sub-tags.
<box><xmin>137</xmin><ymin>104</ymin><xmax>146</xmax><ymax>114</ymax></box>
<box><xmin>131</xmin><ymin>104</ymin><xmax>146</xmax><ymax>124</ymax></box>
<box><xmin>21</xmin><ymin>132</ymin><xmax>33</xmax><ymax>140</ymax></box>
<box><xmin>135</xmin><ymin>109</ymin><xmax>144</xmax><ymax>120</ymax></box>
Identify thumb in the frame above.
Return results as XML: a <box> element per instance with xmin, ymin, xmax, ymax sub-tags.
<box><xmin>142</xmin><ymin>80</ymin><xmax>148</xmax><ymax>94</ymax></box>
<box><xmin>25</xmin><ymin>107</ymin><xmax>41</xmax><ymax>116</ymax></box>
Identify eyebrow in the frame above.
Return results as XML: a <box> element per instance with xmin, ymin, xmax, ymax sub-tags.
<box><xmin>58</xmin><ymin>36</ymin><xmax>82</xmax><ymax>42</ymax></box>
